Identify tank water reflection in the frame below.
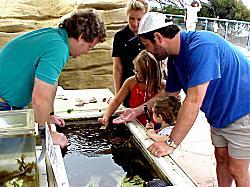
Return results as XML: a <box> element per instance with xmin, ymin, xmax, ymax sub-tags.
<box><xmin>57</xmin><ymin>118</ymin><xmax>167</xmax><ymax>187</ymax></box>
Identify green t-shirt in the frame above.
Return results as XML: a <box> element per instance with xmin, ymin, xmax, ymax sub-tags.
<box><xmin>0</xmin><ymin>27</ymin><xmax>69</xmax><ymax>107</ymax></box>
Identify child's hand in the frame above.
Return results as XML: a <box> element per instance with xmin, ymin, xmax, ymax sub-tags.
<box><xmin>146</xmin><ymin>129</ymin><xmax>156</xmax><ymax>138</ymax></box>
<box><xmin>98</xmin><ymin>116</ymin><xmax>109</xmax><ymax>128</ymax></box>
<box><xmin>145</xmin><ymin>122</ymin><xmax>154</xmax><ymax>130</ymax></box>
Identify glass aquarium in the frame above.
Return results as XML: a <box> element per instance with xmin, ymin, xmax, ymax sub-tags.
<box><xmin>0</xmin><ymin>109</ymin><xmax>38</xmax><ymax>187</ymax></box>
<box><xmin>57</xmin><ymin>118</ymin><xmax>171</xmax><ymax>187</ymax></box>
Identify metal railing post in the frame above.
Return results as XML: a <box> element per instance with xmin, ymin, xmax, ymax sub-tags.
<box><xmin>205</xmin><ymin>19</ymin><xmax>208</xmax><ymax>31</ymax></box>
<box><xmin>225</xmin><ymin>22</ymin><xmax>229</xmax><ymax>40</ymax></box>
<box><xmin>247</xmin><ymin>31</ymin><xmax>250</xmax><ymax>51</ymax></box>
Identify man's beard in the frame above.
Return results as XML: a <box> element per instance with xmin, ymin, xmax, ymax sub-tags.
<box><xmin>153</xmin><ymin>44</ymin><xmax>168</xmax><ymax>61</ymax></box>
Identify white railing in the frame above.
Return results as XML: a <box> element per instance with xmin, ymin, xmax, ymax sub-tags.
<box><xmin>165</xmin><ymin>14</ymin><xmax>250</xmax><ymax>51</ymax></box>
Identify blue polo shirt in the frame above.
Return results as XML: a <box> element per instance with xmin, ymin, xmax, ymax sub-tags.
<box><xmin>0</xmin><ymin>27</ymin><xmax>69</xmax><ymax>107</ymax></box>
<box><xmin>166</xmin><ymin>31</ymin><xmax>250</xmax><ymax>128</ymax></box>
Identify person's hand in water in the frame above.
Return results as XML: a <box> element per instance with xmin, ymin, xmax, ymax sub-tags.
<box><xmin>98</xmin><ymin>115</ymin><xmax>109</xmax><ymax>129</ymax></box>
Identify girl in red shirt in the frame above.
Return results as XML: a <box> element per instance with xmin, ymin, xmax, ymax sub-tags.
<box><xmin>99</xmin><ymin>50</ymin><xmax>165</xmax><ymax>127</ymax></box>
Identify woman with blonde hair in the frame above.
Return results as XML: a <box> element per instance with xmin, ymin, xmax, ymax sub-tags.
<box><xmin>112</xmin><ymin>0</ymin><xmax>149</xmax><ymax>107</ymax></box>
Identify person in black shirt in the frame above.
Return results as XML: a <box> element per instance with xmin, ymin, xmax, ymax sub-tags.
<box><xmin>112</xmin><ymin>0</ymin><xmax>149</xmax><ymax>107</ymax></box>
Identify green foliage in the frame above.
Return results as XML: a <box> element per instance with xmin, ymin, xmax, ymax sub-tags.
<box><xmin>235</xmin><ymin>1</ymin><xmax>250</xmax><ymax>20</ymax></box>
<box><xmin>162</xmin><ymin>5</ymin><xmax>185</xmax><ymax>15</ymax></box>
<box><xmin>151</xmin><ymin>7</ymin><xmax>158</xmax><ymax>12</ymax></box>
<box><xmin>151</xmin><ymin>0</ymin><xmax>250</xmax><ymax>21</ymax></box>
<box><xmin>67</xmin><ymin>108</ymin><xmax>74</xmax><ymax>113</ymax></box>
<box><xmin>202</xmin><ymin>0</ymin><xmax>250</xmax><ymax>20</ymax></box>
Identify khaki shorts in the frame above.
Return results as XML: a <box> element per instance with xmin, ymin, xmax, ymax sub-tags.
<box><xmin>211</xmin><ymin>114</ymin><xmax>250</xmax><ymax>159</ymax></box>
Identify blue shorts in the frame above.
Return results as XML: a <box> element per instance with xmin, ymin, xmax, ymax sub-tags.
<box><xmin>0</xmin><ymin>102</ymin><xmax>24</xmax><ymax>111</ymax></box>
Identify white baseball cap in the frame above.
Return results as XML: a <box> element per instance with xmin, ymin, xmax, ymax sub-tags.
<box><xmin>138</xmin><ymin>12</ymin><xmax>173</xmax><ymax>35</ymax></box>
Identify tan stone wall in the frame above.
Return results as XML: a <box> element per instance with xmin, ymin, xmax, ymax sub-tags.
<box><xmin>0</xmin><ymin>0</ymin><xmax>128</xmax><ymax>92</ymax></box>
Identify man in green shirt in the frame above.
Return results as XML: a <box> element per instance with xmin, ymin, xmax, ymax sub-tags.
<box><xmin>0</xmin><ymin>9</ymin><xmax>106</xmax><ymax>148</ymax></box>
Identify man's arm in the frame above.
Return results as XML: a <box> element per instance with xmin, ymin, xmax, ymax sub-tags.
<box><xmin>113</xmin><ymin>57</ymin><xmax>123</xmax><ymax>95</ymax></box>
<box><xmin>32</xmin><ymin>78</ymin><xmax>68</xmax><ymax>148</ymax></box>
<box><xmin>147</xmin><ymin>81</ymin><xmax>209</xmax><ymax>157</ymax></box>
<box><xmin>49</xmin><ymin>84</ymin><xmax>65</xmax><ymax>127</ymax></box>
<box><xmin>32</xmin><ymin>78</ymin><xmax>55</xmax><ymax>125</ymax></box>
<box><xmin>50</xmin><ymin>83</ymin><xmax>57</xmax><ymax>112</ymax></box>
<box><xmin>170</xmin><ymin>82</ymin><xmax>209</xmax><ymax>144</ymax></box>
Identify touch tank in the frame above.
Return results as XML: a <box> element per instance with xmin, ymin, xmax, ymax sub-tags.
<box><xmin>57</xmin><ymin>118</ymin><xmax>170</xmax><ymax>187</ymax></box>
<box><xmin>0</xmin><ymin>109</ymin><xmax>38</xmax><ymax>187</ymax></box>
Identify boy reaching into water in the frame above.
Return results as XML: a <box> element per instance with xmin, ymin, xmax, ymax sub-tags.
<box><xmin>147</xmin><ymin>96</ymin><xmax>181</xmax><ymax>142</ymax></box>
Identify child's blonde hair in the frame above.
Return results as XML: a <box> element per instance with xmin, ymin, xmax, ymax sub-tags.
<box><xmin>153</xmin><ymin>96</ymin><xmax>181</xmax><ymax>125</ymax></box>
<box><xmin>127</xmin><ymin>0</ymin><xmax>149</xmax><ymax>15</ymax></box>
<box><xmin>133</xmin><ymin>50</ymin><xmax>162</xmax><ymax>95</ymax></box>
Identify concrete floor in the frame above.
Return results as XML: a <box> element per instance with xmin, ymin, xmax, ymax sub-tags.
<box><xmin>173</xmin><ymin>111</ymin><xmax>218</xmax><ymax>187</ymax></box>
<box><xmin>238</xmin><ymin>46</ymin><xmax>250</xmax><ymax>59</ymax></box>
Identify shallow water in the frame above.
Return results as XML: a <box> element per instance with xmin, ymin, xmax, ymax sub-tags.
<box><xmin>0</xmin><ymin>135</ymin><xmax>38</xmax><ymax>187</ymax></box>
<box><xmin>58</xmin><ymin>119</ymin><xmax>161</xmax><ymax>187</ymax></box>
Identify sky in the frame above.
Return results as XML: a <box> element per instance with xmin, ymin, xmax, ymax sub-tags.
<box><xmin>242</xmin><ymin>0</ymin><xmax>250</xmax><ymax>9</ymax></box>
<box><xmin>150</xmin><ymin>0</ymin><xmax>250</xmax><ymax>10</ymax></box>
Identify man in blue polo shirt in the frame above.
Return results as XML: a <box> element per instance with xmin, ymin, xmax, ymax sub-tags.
<box><xmin>113</xmin><ymin>12</ymin><xmax>250</xmax><ymax>186</ymax></box>
<box><xmin>0</xmin><ymin>10</ymin><xmax>106</xmax><ymax>148</ymax></box>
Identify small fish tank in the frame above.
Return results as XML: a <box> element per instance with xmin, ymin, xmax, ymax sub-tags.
<box><xmin>57</xmin><ymin>117</ymin><xmax>172</xmax><ymax>187</ymax></box>
<box><xmin>0</xmin><ymin>109</ymin><xmax>38</xmax><ymax>187</ymax></box>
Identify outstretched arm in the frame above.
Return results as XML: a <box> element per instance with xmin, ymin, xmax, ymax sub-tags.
<box><xmin>147</xmin><ymin>129</ymin><xmax>169</xmax><ymax>142</ymax></box>
<box><xmin>99</xmin><ymin>78</ymin><xmax>132</xmax><ymax>125</ymax></box>
<box><xmin>147</xmin><ymin>81</ymin><xmax>209</xmax><ymax>157</ymax></box>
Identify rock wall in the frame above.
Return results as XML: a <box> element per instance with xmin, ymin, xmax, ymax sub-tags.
<box><xmin>0</xmin><ymin>0</ymin><xmax>128</xmax><ymax>92</ymax></box>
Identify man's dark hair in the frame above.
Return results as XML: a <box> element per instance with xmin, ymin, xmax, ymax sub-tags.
<box><xmin>140</xmin><ymin>25</ymin><xmax>180</xmax><ymax>43</ymax></box>
<box><xmin>59</xmin><ymin>9</ymin><xmax>106</xmax><ymax>43</ymax></box>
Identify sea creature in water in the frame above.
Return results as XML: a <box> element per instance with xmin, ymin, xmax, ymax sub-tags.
<box><xmin>0</xmin><ymin>154</ymin><xmax>36</xmax><ymax>186</ymax></box>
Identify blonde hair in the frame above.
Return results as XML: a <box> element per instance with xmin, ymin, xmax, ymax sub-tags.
<box><xmin>133</xmin><ymin>50</ymin><xmax>162</xmax><ymax>95</ymax></box>
<box><xmin>127</xmin><ymin>0</ymin><xmax>149</xmax><ymax>15</ymax></box>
